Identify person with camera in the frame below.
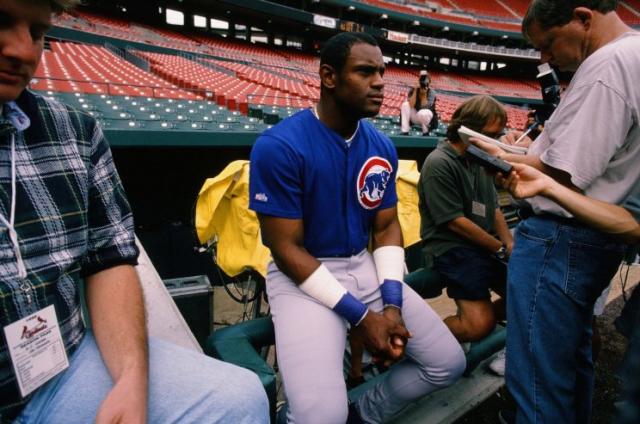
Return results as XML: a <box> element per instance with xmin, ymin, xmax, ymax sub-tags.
<box><xmin>418</xmin><ymin>95</ymin><xmax>513</xmax><ymax>351</ymax></box>
<box><xmin>469</xmin><ymin>1</ymin><xmax>640</xmax><ymax>422</ymax></box>
<box><xmin>400</xmin><ymin>70</ymin><xmax>438</xmax><ymax>136</ymax></box>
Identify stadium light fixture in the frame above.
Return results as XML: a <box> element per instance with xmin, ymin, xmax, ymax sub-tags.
<box><xmin>442</xmin><ymin>26</ymin><xmax>449</xmax><ymax>31</ymax></box>
<box><xmin>411</xmin><ymin>20</ymin><xmax>420</xmax><ymax>26</ymax></box>
<box><xmin>472</xmin><ymin>30</ymin><xmax>479</xmax><ymax>36</ymax></box>
<box><xmin>348</xmin><ymin>5</ymin><xmax>355</xmax><ymax>11</ymax></box>
<box><xmin>380</xmin><ymin>14</ymin><xmax>388</xmax><ymax>19</ymax></box>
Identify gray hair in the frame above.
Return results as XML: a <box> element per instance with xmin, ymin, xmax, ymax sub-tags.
<box><xmin>522</xmin><ymin>0</ymin><xmax>618</xmax><ymax>39</ymax></box>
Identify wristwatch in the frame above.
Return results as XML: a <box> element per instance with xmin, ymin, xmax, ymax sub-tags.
<box><xmin>495</xmin><ymin>244</ymin><xmax>508</xmax><ymax>260</ymax></box>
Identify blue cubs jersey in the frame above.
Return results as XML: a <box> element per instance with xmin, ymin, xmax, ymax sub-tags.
<box><xmin>249</xmin><ymin>109</ymin><xmax>398</xmax><ymax>258</ymax></box>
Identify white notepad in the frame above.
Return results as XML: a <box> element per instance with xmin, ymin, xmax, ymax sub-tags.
<box><xmin>458</xmin><ymin>125</ymin><xmax>528</xmax><ymax>155</ymax></box>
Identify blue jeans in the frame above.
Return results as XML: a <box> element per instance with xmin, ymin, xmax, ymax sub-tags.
<box><xmin>15</xmin><ymin>332</ymin><xmax>269</xmax><ymax>423</ymax></box>
<box><xmin>506</xmin><ymin>216</ymin><xmax>626</xmax><ymax>424</ymax></box>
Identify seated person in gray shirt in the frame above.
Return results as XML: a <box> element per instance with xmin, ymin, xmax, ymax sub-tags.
<box><xmin>418</xmin><ymin>95</ymin><xmax>514</xmax><ymax>343</ymax></box>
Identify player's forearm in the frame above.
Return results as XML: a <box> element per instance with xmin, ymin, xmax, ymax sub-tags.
<box><xmin>544</xmin><ymin>183</ymin><xmax>640</xmax><ymax>243</ymax></box>
<box><xmin>269</xmin><ymin>242</ymin><xmax>322</xmax><ymax>285</ymax></box>
<box><xmin>372</xmin><ymin>217</ymin><xmax>403</xmax><ymax>250</ymax></box>
<box><xmin>85</xmin><ymin>265</ymin><xmax>148</xmax><ymax>387</ymax></box>
<box><xmin>447</xmin><ymin>217</ymin><xmax>503</xmax><ymax>253</ymax></box>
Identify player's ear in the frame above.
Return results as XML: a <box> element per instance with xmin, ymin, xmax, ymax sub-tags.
<box><xmin>319</xmin><ymin>64</ymin><xmax>337</xmax><ymax>90</ymax></box>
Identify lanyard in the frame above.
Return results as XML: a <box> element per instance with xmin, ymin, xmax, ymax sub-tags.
<box><xmin>0</xmin><ymin>134</ymin><xmax>29</xmax><ymax>286</ymax></box>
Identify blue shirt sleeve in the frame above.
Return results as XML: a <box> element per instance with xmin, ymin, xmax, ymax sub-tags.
<box><xmin>249</xmin><ymin>134</ymin><xmax>303</xmax><ymax>219</ymax></box>
<box><xmin>379</xmin><ymin>140</ymin><xmax>399</xmax><ymax>210</ymax></box>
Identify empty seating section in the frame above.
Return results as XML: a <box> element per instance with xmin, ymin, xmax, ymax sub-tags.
<box><xmin>451</xmin><ymin>0</ymin><xmax>515</xmax><ymax>18</ymax></box>
<box><xmin>190</xmin><ymin>35</ymin><xmax>293</xmax><ymax>64</ymax></box>
<box><xmin>408</xmin><ymin>0</ymin><xmax>458</xmax><ymax>9</ymax></box>
<box><xmin>46</xmin><ymin>12</ymin><xmax>536</xmax><ymax>133</ymax></box>
<box><xmin>502</xmin><ymin>0</ymin><xmax>530</xmax><ymax>17</ymax></box>
<box><xmin>627</xmin><ymin>0</ymin><xmax>640</xmax><ymax>10</ymax></box>
<box><xmin>617</xmin><ymin>1</ymin><xmax>640</xmax><ymax>25</ymax></box>
<box><xmin>354</xmin><ymin>0</ymin><xmax>639</xmax><ymax>30</ymax></box>
<box><xmin>359</xmin><ymin>0</ymin><xmax>421</xmax><ymax>16</ymax></box>
<box><xmin>208</xmin><ymin>60</ymin><xmax>319</xmax><ymax>101</ymax></box>
<box><xmin>425</xmin><ymin>11</ymin><xmax>480</xmax><ymax>26</ymax></box>
<box><xmin>40</xmin><ymin>91</ymin><xmax>268</xmax><ymax>132</ymax></box>
<box><xmin>32</xmin><ymin>42</ymin><xmax>197</xmax><ymax>99</ymax></box>
<box><xmin>476</xmin><ymin>20</ymin><xmax>522</xmax><ymax>32</ymax></box>
<box><xmin>135</xmin><ymin>51</ymin><xmax>314</xmax><ymax>111</ymax></box>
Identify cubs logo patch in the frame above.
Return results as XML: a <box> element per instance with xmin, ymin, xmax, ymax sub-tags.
<box><xmin>357</xmin><ymin>157</ymin><xmax>393</xmax><ymax>210</ymax></box>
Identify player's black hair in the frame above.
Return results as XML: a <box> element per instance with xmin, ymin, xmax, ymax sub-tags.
<box><xmin>320</xmin><ymin>32</ymin><xmax>379</xmax><ymax>74</ymax></box>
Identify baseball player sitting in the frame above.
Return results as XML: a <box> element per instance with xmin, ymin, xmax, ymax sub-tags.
<box><xmin>249</xmin><ymin>32</ymin><xmax>465</xmax><ymax>424</ymax></box>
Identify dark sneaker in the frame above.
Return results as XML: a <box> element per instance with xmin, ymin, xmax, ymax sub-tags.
<box><xmin>347</xmin><ymin>402</ymin><xmax>364</xmax><ymax>424</ymax></box>
<box><xmin>498</xmin><ymin>409</ymin><xmax>516</xmax><ymax>424</ymax></box>
<box><xmin>346</xmin><ymin>374</ymin><xmax>365</xmax><ymax>389</ymax></box>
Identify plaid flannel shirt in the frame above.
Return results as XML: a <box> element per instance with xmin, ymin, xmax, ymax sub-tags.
<box><xmin>0</xmin><ymin>90</ymin><xmax>139</xmax><ymax>420</ymax></box>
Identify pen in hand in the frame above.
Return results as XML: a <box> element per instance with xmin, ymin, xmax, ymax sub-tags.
<box><xmin>514</xmin><ymin>125</ymin><xmax>535</xmax><ymax>145</ymax></box>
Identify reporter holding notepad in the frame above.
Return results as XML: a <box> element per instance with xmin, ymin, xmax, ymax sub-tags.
<box><xmin>468</xmin><ymin>1</ymin><xmax>640</xmax><ymax>422</ymax></box>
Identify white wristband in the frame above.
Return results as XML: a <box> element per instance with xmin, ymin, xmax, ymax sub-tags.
<box><xmin>373</xmin><ymin>245</ymin><xmax>405</xmax><ymax>284</ymax></box>
<box><xmin>299</xmin><ymin>264</ymin><xmax>347</xmax><ymax>309</ymax></box>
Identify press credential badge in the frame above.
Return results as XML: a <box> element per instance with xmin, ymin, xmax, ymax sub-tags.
<box><xmin>472</xmin><ymin>201</ymin><xmax>486</xmax><ymax>218</ymax></box>
<box><xmin>3</xmin><ymin>305</ymin><xmax>69</xmax><ymax>397</ymax></box>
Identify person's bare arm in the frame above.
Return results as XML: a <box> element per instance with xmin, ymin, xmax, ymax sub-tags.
<box><xmin>407</xmin><ymin>86</ymin><xmax>418</xmax><ymax>105</ymax></box>
<box><xmin>501</xmin><ymin>162</ymin><xmax>640</xmax><ymax>244</ymax></box>
<box><xmin>371</xmin><ymin>206</ymin><xmax>403</xmax><ymax>250</ymax></box>
<box><xmin>494</xmin><ymin>209</ymin><xmax>514</xmax><ymax>255</ymax></box>
<box><xmin>258</xmin><ymin>214</ymin><xmax>410</xmax><ymax>360</ymax></box>
<box><xmin>85</xmin><ymin>264</ymin><xmax>148</xmax><ymax>424</ymax></box>
<box><xmin>258</xmin><ymin>215</ymin><xmax>320</xmax><ymax>283</ymax></box>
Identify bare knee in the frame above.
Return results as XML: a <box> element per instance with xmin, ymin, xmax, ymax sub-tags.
<box><xmin>463</xmin><ymin>315</ymin><xmax>496</xmax><ymax>341</ymax></box>
<box><xmin>446</xmin><ymin>300</ymin><xmax>497</xmax><ymax>342</ymax></box>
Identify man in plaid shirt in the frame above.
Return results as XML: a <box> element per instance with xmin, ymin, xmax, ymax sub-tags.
<box><xmin>0</xmin><ymin>1</ymin><xmax>268</xmax><ymax>422</ymax></box>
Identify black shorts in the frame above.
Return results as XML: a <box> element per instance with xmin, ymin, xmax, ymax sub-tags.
<box><xmin>433</xmin><ymin>246</ymin><xmax>507</xmax><ymax>301</ymax></box>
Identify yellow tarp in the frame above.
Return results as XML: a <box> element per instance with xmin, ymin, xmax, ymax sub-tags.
<box><xmin>396</xmin><ymin>159</ymin><xmax>421</xmax><ymax>248</ymax></box>
<box><xmin>195</xmin><ymin>160</ymin><xmax>271</xmax><ymax>277</ymax></box>
<box><xmin>195</xmin><ymin>159</ymin><xmax>421</xmax><ymax>278</ymax></box>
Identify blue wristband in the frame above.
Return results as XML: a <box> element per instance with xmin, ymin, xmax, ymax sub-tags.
<box><xmin>333</xmin><ymin>292</ymin><xmax>368</xmax><ymax>326</ymax></box>
<box><xmin>380</xmin><ymin>279</ymin><xmax>403</xmax><ymax>309</ymax></box>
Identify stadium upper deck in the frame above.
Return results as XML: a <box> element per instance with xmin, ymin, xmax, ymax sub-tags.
<box><xmin>41</xmin><ymin>7</ymin><xmax>544</xmax><ymax>133</ymax></box>
<box><xmin>362</xmin><ymin>0</ymin><xmax>640</xmax><ymax>28</ymax></box>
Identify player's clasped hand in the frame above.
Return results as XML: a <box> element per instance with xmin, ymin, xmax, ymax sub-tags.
<box><xmin>352</xmin><ymin>309</ymin><xmax>412</xmax><ymax>366</ymax></box>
